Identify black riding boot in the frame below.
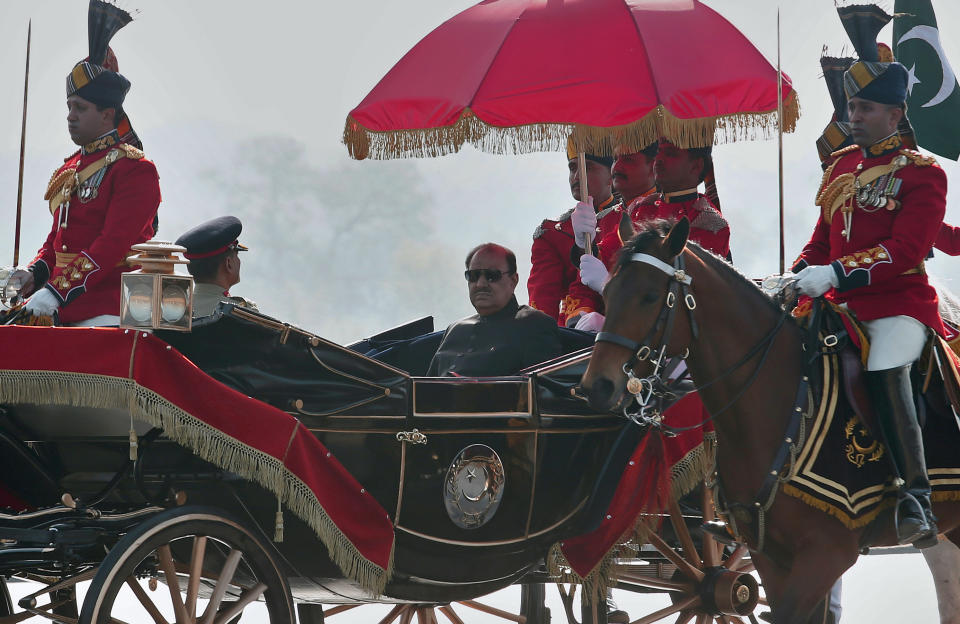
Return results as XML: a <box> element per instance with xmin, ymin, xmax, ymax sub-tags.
<box><xmin>865</xmin><ymin>364</ymin><xmax>938</xmax><ymax>546</ymax></box>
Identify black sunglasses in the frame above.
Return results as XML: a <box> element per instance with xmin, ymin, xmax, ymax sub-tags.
<box><xmin>464</xmin><ymin>269</ymin><xmax>512</xmax><ymax>283</ymax></box>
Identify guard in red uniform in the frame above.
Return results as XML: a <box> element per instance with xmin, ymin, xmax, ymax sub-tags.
<box><xmin>793</xmin><ymin>58</ymin><xmax>943</xmax><ymax>547</ymax></box>
<box><xmin>16</xmin><ymin>3</ymin><xmax>160</xmax><ymax>326</ymax></box>
<box><xmin>527</xmin><ymin>140</ymin><xmax>618</xmax><ymax>325</ymax></box>
<box><xmin>935</xmin><ymin>223</ymin><xmax>960</xmax><ymax>255</ymax></box>
<box><xmin>564</xmin><ymin>140</ymin><xmax>729</xmax><ymax>328</ymax></box>
<box><xmin>558</xmin><ymin>142</ymin><xmax>660</xmax><ymax>329</ymax></box>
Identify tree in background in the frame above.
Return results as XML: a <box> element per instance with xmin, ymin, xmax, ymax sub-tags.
<box><xmin>198</xmin><ymin>136</ymin><xmax>467</xmax><ymax>342</ymax></box>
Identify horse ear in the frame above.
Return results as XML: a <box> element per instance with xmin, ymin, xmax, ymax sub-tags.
<box><xmin>662</xmin><ymin>218</ymin><xmax>690</xmax><ymax>258</ymax></box>
<box><xmin>618</xmin><ymin>210</ymin><xmax>635</xmax><ymax>245</ymax></box>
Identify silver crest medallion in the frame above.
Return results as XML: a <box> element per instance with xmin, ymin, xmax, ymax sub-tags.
<box><xmin>443</xmin><ymin>445</ymin><xmax>505</xmax><ymax>529</ymax></box>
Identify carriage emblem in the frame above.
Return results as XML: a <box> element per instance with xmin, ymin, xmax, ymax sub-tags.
<box><xmin>444</xmin><ymin>445</ymin><xmax>505</xmax><ymax>529</ymax></box>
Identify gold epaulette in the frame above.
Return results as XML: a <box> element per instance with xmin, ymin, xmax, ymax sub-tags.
<box><xmin>829</xmin><ymin>144</ymin><xmax>859</xmax><ymax>159</ymax></box>
<box><xmin>898</xmin><ymin>148</ymin><xmax>937</xmax><ymax>167</ymax></box>
<box><xmin>117</xmin><ymin>143</ymin><xmax>145</xmax><ymax>160</ymax></box>
<box><xmin>44</xmin><ymin>146</ymin><xmax>147</xmax><ymax>213</ymax></box>
<box><xmin>43</xmin><ymin>145</ymin><xmax>145</xmax><ymax>202</ymax></box>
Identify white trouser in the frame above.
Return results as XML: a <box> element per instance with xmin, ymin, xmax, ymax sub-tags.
<box><xmin>66</xmin><ymin>314</ymin><xmax>121</xmax><ymax>327</ymax></box>
<box><xmin>861</xmin><ymin>315</ymin><xmax>928</xmax><ymax>371</ymax></box>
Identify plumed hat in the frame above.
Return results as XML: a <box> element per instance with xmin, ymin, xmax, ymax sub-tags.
<box><xmin>67</xmin><ymin>1</ymin><xmax>133</xmax><ymax>109</ymax></box>
<box><xmin>837</xmin><ymin>5</ymin><xmax>907</xmax><ymax>104</ymax></box>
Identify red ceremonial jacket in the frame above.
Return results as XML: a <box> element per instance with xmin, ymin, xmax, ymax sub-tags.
<box><xmin>29</xmin><ymin>133</ymin><xmax>161</xmax><ymax>324</ymax></box>
<box><xmin>935</xmin><ymin>223</ymin><xmax>960</xmax><ymax>255</ymax></box>
<box><xmin>793</xmin><ymin>138</ymin><xmax>945</xmax><ymax>335</ymax></box>
<box><xmin>528</xmin><ymin>195</ymin><xmax>618</xmax><ymax>325</ymax></box>
<box><xmin>562</xmin><ymin>190</ymin><xmax>730</xmax><ymax>325</ymax></box>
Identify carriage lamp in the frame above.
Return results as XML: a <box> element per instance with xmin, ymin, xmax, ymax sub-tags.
<box><xmin>120</xmin><ymin>240</ymin><xmax>193</xmax><ymax>331</ymax></box>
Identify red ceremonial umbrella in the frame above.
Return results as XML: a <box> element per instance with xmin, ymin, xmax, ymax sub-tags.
<box><xmin>342</xmin><ymin>0</ymin><xmax>801</xmax><ymax>586</ymax></box>
<box><xmin>343</xmin><ymin>0</ymin><xmax>799</xmax><ymax>161</ymax></box>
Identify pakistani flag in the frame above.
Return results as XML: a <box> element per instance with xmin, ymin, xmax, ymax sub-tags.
<box><xmin>893</xmin><ymin>0</ymin><xmax>960</xmax><ymax>160</ymax></box>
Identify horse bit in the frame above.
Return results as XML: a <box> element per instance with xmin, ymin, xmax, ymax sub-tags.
<box><xmin>594</xmin><ymin>253</ymin><xmax>698</xmax><ymax>431</ymax></box>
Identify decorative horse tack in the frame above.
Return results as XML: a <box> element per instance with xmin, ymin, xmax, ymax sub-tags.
<box><xmin>593</xmin><ymin>246</ymin><xmax>812</xmax><ymax>551</ymax></box>
<box><xmin>595</xmin><ymin>253</ymin><xmax>698</xmax><ymax>430</ymax></box>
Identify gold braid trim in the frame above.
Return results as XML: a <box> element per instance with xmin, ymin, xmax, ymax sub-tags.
<box><xmin>899</xmin><ymin>148</ymin><xmax>937</xmax><ymax>167</ymax></box>
<box><xmin>0</xmin><ymin>369</ymin><xmax>393</xmax><ymax>595</ymax></box>
<box><xmin>780</xmin><ymin>483</ymin><xmax>894</xmax><ymax>530</ymax></box>
<box><xmin>344</xmin><ymin>92</ymin><xmax>800</xmax><ymax>160</ymax></box>
<box><xmin>669</xmin><ymin>432</ymin><xmax>717</xmax><ymax>501</ymax></box>
<box><xmin>814</xmin><ymin>146</ymin><xmax>857</xmax><ymax>215</ymax></box>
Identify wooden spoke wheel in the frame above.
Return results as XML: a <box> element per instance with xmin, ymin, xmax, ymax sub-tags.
<box><xmin>0</xmin><ymin>577</ymin><xmax>11</xmax><ymax>617</ymax></box>
<box><xmin>609</xmin><ymin>482</ymin><xmax>763</xmax><ymax>624</ymax></box>
<box><xmin>79</xmin><ymin>505</ymin><xmax>295</xmax><ymax>624</ymax></box>
<box><xmin>304</xmin><ymin>582</ymin><xmax>550</xmax><ymax>624</ymax></box>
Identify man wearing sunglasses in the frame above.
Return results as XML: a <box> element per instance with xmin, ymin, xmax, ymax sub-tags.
<box><xmin>176</xmin><ymin>216</ymin><xmax>258</xmax><ymax>317</ymax></box>
<box><xmin>428</xmin><ymin>243</ymin><xmax>563</xmax><ymax>377</ymax></box>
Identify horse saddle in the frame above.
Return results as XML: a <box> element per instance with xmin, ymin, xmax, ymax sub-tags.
<box><xmin>796</xmin><ymin>298</ymin><xmax>960</xmax><ymax>440</ymax></box>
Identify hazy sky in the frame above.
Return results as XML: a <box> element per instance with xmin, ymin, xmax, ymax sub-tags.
<box><xmin>3</xmin><ymin>0</ymin><xmax>960</xmax><ymax>339</ymax></box>
<box><xmin>0</xmin><ymin>1</ymin><xmax>957</xmax><ymax>620</ymax></box>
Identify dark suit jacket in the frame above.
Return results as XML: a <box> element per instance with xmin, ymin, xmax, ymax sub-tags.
<box><xmin>428</xmin><ymin>296</ymin><xmax>564</xmax><ymax>376</ymax></box>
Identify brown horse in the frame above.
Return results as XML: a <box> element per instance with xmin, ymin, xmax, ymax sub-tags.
<box><xmin>580</xmin><ymin>218</ymin><xmax>960</xmax><ymax>624</ymax></box>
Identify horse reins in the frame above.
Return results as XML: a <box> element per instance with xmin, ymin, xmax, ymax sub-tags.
<box><xmin>594</xmin><ymin>250</ymin><xmax>813</xmax><ymax>552</ymax></box>
<box><xmin>594</xmin><ymin>251</ymin><xmax>790</xmax><ymax>433</ymax></box>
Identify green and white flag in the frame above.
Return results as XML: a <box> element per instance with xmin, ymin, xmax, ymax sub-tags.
<box><xmin>893</xmin><ymin>0</ymin><xmax>960</xmax><ymax>160</ymax></box>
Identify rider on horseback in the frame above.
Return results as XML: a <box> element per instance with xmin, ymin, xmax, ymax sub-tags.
<box><xmin>793</xmin><ymin>57</ymin><xmax>944</xmax><ymax>547</ymax></box>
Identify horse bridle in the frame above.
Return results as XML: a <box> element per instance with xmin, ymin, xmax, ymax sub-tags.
<box><xmin>594</xmin><ymin>252</ymin><xmax>698</xmax><ymax>426</ymax></box>
<box><xmin>594</xmin><ymin>250</ymin><xmax>790</xmax><ymax>432</ymax></box>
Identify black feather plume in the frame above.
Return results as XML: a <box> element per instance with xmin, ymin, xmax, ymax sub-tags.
<box><xmin>836</xmin><ymin>4</ymin><xmax>891</xmax><ymax>62</ymax></box>
<box><xmin>88</xmin><ymin>0</ymin><xmax>132</xmax><ymax>67</ymax></box>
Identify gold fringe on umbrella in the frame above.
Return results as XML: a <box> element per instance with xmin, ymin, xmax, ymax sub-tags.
<box><xmin>343</xmin><ymin>92</ymin><xmax>800</xmax><ymax>160</ymax></box>
<box><xmin>0</xmin><ymin>369</ymin><xmax>394</xmax><ymax>596</ymax></box>
<box><xmin>545</xmin><ymin>433</ymin><xmax>717</xmax><ymax>602</ymax></box>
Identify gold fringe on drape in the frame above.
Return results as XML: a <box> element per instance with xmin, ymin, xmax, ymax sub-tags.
<box><xmin>545</xmin><ymin>435</ymin><xmax>717</xmax><ymax>602</ymax></box>
<box><xmin>343</xmin><ymin>92</ymin><xmax>800</xmax><ymax>160</ymax></box>
<box><xmin>0</xmin><ymin>369</ymin><xmax>393</xmax><ymax>595</ymax></box>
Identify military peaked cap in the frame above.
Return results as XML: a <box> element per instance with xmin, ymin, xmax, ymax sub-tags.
<box><xmin>176</xmin><ymin>216</ymin><xmax>249</xmax><ymax>260</ymax></box>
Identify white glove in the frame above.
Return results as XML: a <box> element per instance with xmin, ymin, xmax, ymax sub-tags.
<box><xmin>795</xmin><ymin>265</ymin><xmax>839</xmax><ymax>297</ymax></box>
<box><xmin>574</xmin><ymin>311</ymin><xmax>605</xmax><ymax>332</ymax></box>
<box><xmin>571</xmin><ymin>197</ymin><xmax>597</xmax><ymax>248</ymax></box>
<box><xmin>24</xmin><ymin>287</ymin><xmax>60</xmax><ymax>317</ymax></box>
<box><xmin>579</xmin><ymin>254</ymin><xmax>610</xmax><ymax>293</ymax></box>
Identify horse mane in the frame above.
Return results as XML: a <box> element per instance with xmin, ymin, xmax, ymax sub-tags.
<box><xmin>616</xmin><ymin>220</ymin><xmax>794</xmax><ymax>321</ymax></box>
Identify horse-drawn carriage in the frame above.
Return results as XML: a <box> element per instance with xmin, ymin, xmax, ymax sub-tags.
<box><xmin>0</xmin><ymin>296</ymin><xmax>758</xmax><ymax>624</ymax></box>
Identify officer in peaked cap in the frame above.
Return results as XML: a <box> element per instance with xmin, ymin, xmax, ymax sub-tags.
<box><xmin>176</xmin><ymin>216</ymin><xmax>258</xmax><ymax>317</ymax></box>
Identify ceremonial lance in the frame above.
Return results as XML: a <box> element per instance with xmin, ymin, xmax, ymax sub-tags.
<box><xmin>14</xmin><ymin>21</ymin><xmax>31</xmax><ymax>268</ymax></box>
<box><xmin>777</xmin><ymin>9</ymin><xmax>785</xmax><ymax>275</ymax></box>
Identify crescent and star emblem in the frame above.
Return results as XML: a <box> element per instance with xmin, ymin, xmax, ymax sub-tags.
<box><xmin>844</xmin><ymin>416</ymin><xmax>884</xmax><ymax>468</ymax></box>
<box><xmin>897</xmin><ymin>25</ymin><xmax>957</xmax><ymax>108</ymax></box>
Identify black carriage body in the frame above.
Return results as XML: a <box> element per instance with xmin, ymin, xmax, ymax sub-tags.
<box><xmin>0</xmin><ymin>305</ymin><xmax>638</xmax><ymax>604</ymax></box>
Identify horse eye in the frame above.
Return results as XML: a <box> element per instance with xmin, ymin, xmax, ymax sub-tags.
<box><xmin>640</xmin><ymin>292</ymin><xmax>658</xmax><ymax>305</ymax></box>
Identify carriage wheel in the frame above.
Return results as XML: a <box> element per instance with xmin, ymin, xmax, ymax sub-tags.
<box><xmin>79</xmin><ymin>505</ymin><xmax>295</xmax><ymax>624</ymax></box>
<box><xmin>310</xmin><ymin>582</ymin><xmax>550</xmax><ymax>624</ymax></box>
<box><xmin>0</xmin><ymin>577</ymin><xmax>11</xmax><ymax>616</ymax></box>
<box><xmin>608</xmin><ymin>483</ymin><xmax>762</xmax><ymax>624</ymax></box>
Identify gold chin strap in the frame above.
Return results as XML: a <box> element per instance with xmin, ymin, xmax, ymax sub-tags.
<box><xmin>662</xmin><ymin>187</ymin><xmax>699</xmax><ymax>201</ymax></box>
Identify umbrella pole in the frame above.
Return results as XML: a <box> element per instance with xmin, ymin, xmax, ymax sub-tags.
<box><xmin>776</xmin><ymin>9</ymin><xmax>785</xmax><ymax>275</ymax></box>
<box><xmin>578</xmin><ymin>152</ymin><xmax>594</xmax><ymax>256</ymax></box>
